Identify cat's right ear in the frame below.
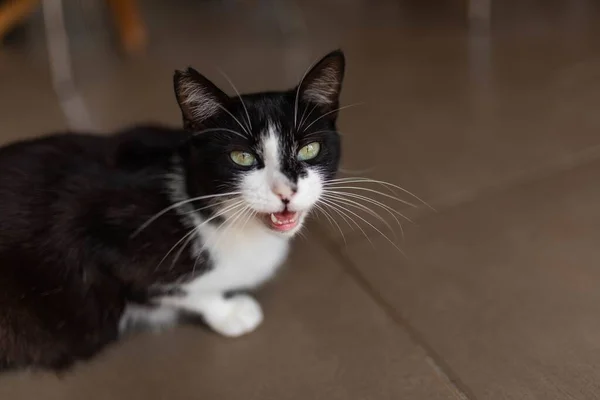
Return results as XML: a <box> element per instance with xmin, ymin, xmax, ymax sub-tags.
<box><xmin>173</xmin><ymin>68</ymin><xmax>229</xmax><ymax>129</ymax></box>
<box><xmin>297</xmin><ymin>50</ymin><xmax>345</xmax><ymax>114</ymax></box>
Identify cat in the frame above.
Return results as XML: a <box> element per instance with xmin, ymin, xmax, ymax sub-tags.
<box><xmin>0</xmin><ymin>50</ymin><xmax>345</xmax><ymax>371</ymax></box>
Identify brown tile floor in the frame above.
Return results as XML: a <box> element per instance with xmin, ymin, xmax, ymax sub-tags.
<box><xmin>345</xmin><ymin>159</ymin><xmax>600</xmax><ymax>399</ymax></box>
<box><xmin>1</xmin><ymin>0</ymin><xmax>600</xmax><ymax>398</ymax></box>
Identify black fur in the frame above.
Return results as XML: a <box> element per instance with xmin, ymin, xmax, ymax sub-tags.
<box><xmin>0</xmin><ymin>50</ymin><xmax>345</xmax><ymax>371</ymax></box>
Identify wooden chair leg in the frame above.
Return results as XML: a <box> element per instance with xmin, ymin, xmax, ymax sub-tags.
<box><xmin>106</xmin><ymin>0</ymin><xmax>146</xmax><ymax>55</ymax></box>
<box><xmin>0</xmin><ymin>0</ymin><xmax>39</xmax><ymax>42</ymax></box>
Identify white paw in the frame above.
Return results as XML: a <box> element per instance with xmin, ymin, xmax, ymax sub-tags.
<box><xmin>204</xmin><ymin>295</ymin><xmax>264</xmax><ymax>338</ymax></box>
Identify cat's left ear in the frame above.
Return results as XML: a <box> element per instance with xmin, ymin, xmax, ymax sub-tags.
<box><xmin>173</xmin><ymin>67</ymin><xmax>229</xmax><ymax>129</ymax></box>
<box><xmin>298</xmin><ymin>50</ymin><xmax>345</xmax><ymax>115</ymax></box>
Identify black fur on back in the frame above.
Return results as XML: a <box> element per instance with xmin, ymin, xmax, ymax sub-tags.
<box><xmin>0</xmin><ymin>126</ymin><xmax>203</xmax><ymax>370</ymax></box>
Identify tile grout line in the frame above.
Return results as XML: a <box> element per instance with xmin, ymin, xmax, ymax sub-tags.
<box><xmin>425</xmin><ymin>356</ymin><xmax>472</xmax><ymax>400</ymax></box>
<box><xmin>317</xmin><ymin>228</ymin><xmax>477</xmax><ymax>400</ymax></box>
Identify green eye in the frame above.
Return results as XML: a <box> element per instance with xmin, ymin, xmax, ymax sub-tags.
<box><xmin>230</xmin><ymin>151</ymin><xmax>256</xmax><ymax>167</ymax></box>
<box><xmin>297</xmin><ymin>142</ymin><xmax>321</xmax><ymax>161</ymax></box>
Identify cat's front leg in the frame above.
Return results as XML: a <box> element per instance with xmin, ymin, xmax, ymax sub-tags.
<box><xmin>161</xmin><ymin>292</ymin><xmax>263</xmax><ymax>337</ymax></box>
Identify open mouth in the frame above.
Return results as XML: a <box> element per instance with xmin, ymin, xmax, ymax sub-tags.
<box><xmin>264</xmin><ymin>211</ymin><xmax>300</xmax><ymax>232</ymax></box>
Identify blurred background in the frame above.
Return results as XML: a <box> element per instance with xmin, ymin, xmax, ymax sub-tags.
<box><xmin>2</xmin><ymin>0</ymin><xmax>600</xmax><ymax>399</ymax></box>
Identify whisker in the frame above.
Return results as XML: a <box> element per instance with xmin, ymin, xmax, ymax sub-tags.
<box><xmin>184</xmin><ymin>198</ymin><xmax>232</xmax><ymax>215</ymax></box>
<box><xmin>302</xmin><ymin>103</ymin><xmax>364</xmax><ymax>133</ymax></box>
<box><xmin>319</xmin><ymin>198</ymin><xmax>374</xmax><ymax>247</ymax></box>
<box><xmin>316</xmin><ymin>199</ymin><xmax>355</xmax><ymax>232</ymax></box>
<box><xmin>215</xmin><ymin>104</ymin><xmax>251</xmax><ymax>137</ymax></box>
<box><xmin>132</xmin><ymin>191</ymin><xmax>241</xmax><ymax>237</ymax></box>
<box><xmin>324</xmin><ymin>186</ymin><xmax>418</xmax><ymax>208</ymax></box>
<box><xmin>169</xmin><ymin>201</ymin><xmax>246</xmax><ymax>271</ymax></box>
<box><xmin>322</xmin><ymin>193</ymin><xmax>398</xmax><ymax>240</ymax></box>
<box><xmin>192</xmin><ymin>127</ymin><xmax>247</xmax><ymax>140</ymax></box>
<box><xmin>207</xmin><ymin>204</ymin><xmax>249</xmax><ymax>251</ymax></box>
<box><xmin>298</xmin><ymin>103</ymin><xmax>318</xmax><ymax>132</ymax></box>
<box><xmin>302</xmin><ymin>129</ymin><xmax>342</xmax><ymax>141</ymax></box>
<box><xmin>217</xmin><ymin>68</ymin><xmax>253</xmax><ymax>133</ymax></box>
<box><xmin>239</xmin><ymin>208</ymin><xmax>257</xmax><ymax>232</ymax></box>
<box><xmin>157</xmin><ymin>225</ymin><xmax>197</xmax><ymax>272</ymax></box>
<box><xmin>169</xmin><ymin>228</ymin><xmax>201</xmax><ymax>272</ymax></box>
<box><xmin>312</xmin><ymin>203</ymin><xmax>336</xmax><ymax>228</ymax></box>
<box><xmin>155</xmin><ymin>201</ymin><xmax>245</xmax><ymax>272</ymax></box>
<box><xmin>325</xmin><ymin>177</ymin><xmax>433</xmax><ymax>210</ymax></box>
<box><xmin>326</xmin><ymin>178</ymin><xmax>399</xmax><ymax>197</ymax></box>
<box><xmin>313</xmin><ymin>203</ymin><xmax>347</xmax><ymax>245</ymax></box>
<box><xmin>296</xmin><ymin>230</ymin><xmax>308</xmax><ymax>242</ymax></box>
<box><xmin>212</xmin><ymin>203</ymin><xmax>248</xmax><ymax>238</ymax></box>
<box><xmin>327</xmin><ymin>179</ymin><xmax>396</xmax><ymax>197</ymax></box>
<box><xmin>192</xmin><ymin>252</ymin><xmax>202</xmax><ymax>276</ymax></box>
<box><xmin>324</xmin><ymin>191</ymin><xmax>408</xmax><ymax>240</ymax></box>
<box><xmin>154</xmin><ymin>203</ymin><xmax>246</xmax><ymax>271</ymax></box>
<box><xmin>192</xmin><ymin>204</ymin><xmax>249</xmax><ymax>273</ymax></box>
<box><xmin>324</xmin><ymin>190</ymin><xmax>413</xmax><ymax>224</ymax></box>
<box><xmin>294</xmin><ymin>55</ymin><xmax>322</xmax><ymax>129</ymax></box>
<box><xmin>320</xmin><ymin>198</ymin><xmax>405</xmax><ymax>255</ymax></box>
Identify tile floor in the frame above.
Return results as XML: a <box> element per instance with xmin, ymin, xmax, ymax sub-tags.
<box><xmin>1</xmin><ymin>0</ymin><xmax>600</xmax><ymax>398</ymax></box>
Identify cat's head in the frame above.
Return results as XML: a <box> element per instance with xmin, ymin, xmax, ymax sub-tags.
<box><xmin>173</xmin><ymin>50</ymin><xmax>345</xmax><ymax>237</ymax></box>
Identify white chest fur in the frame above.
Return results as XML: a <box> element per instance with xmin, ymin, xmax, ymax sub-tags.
<box><xmin>166</xmin><ymin>164</ymin><xmax>290</xmax><ymax>295</ymax></box>
<box><xmin>182</xmin><ymin>217</ymin><xmax>290</xmax><ymax>294</ymax></box>
<box><xmin>122</xmin><ymin>216</ymin><xmax>288</xmax><ymax>336</ymax></box>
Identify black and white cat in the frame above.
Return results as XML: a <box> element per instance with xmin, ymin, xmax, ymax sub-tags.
<box><xmin>0</xmin><ymin>50</ymin><xmax>345</xmax><ymax>370</ymax></box>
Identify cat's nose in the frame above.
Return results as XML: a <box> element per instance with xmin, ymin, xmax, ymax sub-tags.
<box><xmin>272</xmin><ymin>184</ymin><xmax>296</xmax><ymax>203</ymax></box>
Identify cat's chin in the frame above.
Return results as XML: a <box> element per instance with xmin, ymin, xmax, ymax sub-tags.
<box><xmin>259</xmin><ymin>211</ymin><xmax>304</xmax><ymax>236</ymax></box>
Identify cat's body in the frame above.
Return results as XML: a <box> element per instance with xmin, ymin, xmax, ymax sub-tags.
<box><xmin>0</xmin><ymin>51</ymin><xmax>345</xmax><ymax>371</ymax></box>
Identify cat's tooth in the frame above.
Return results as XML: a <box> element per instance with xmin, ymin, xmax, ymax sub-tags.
<box><xmin>270</xmin><ymin>213</ymin><xmax>278</xmax><ymax>224</ymax></box>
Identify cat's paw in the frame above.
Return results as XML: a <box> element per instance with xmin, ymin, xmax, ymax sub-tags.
<box><xmin>204</xmin><ymin>295</ymin><xmax>263</xmax><ymax>338</ymax></box>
